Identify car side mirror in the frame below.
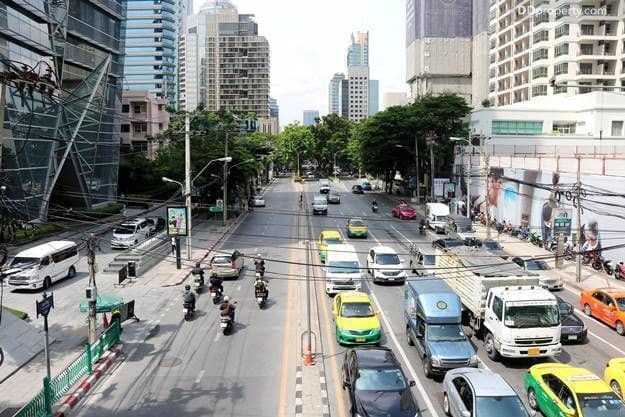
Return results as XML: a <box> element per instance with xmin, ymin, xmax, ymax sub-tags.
<box><xmin>376</xmin><ymin>310</ymin><xmax>381</xmax><ymax>315</ymax></box>
<box><xmin>461</xmin><ymin>411</ymin><xmax>471</xmax><ymax>417</ymax></box>
<box><xmin>409</xmin><ymin>380</ymin><xmax>416</xmax><ymax>387</ymax></box>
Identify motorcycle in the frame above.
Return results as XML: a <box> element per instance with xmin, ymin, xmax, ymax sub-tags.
<box><xmin>614</xmin><ymin>262</ymin><xmax>625</xmax><ymax>280</ymax></box>
<box><xmin>183</xmin><ymin>302</ymin><xmax>194</xmax><ymax>321</ymax></box>
<box><xmin>255</xmin><ymin>279</ymin><xmax>268</xmax><ymax>309</ymax></box>
<box><xmin>529</xmin><ymin>232</ymin><xmax>543</xmax><ymax>247</ymax></box>
<box><xmin>518</xmin><ymin>228</ymin><xmax>531</xmax><ymax>241</ymax></box>
<box><xmin>592</xmin><ymin>256</ymin><xmax>613</xmax><ymax>275</ymax></box>
<box><xmin>193</xmin><ymin>276</ymin><xmax>203</xmax><ymax>294</ymax></box>
<box><xmin>210</xmin><ymin>284</ymin><xmax>222</xmax><ymax>304</ymax></box>
<box><xmin>371</xmin><ymin>203</ymin><xmax>378</xmax><ymax>213</ymax></box>
<box><xmin>220</xmin><ymin>315</ymin><xmax>233</xmax><ymax>334</ymax></box>
<box><xmin>564</xmin><ymin>245</ymin><xmax>576</xmax><ymax>261</ymax></box>
<box><xmin>255</xmin><ymin>262</ymin><xmax>265</xmax><ymax>278</ymax></box>
<box><xmin>419</xmin><ymin>223</ymin><xmax>426</xmax><ymax>236</ymax></box>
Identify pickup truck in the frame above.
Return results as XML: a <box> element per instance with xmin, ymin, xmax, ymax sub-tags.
<box><xmin>408</xmin><ymin>243</ymin><xmax>436</xmax><ymax>276</ymax></box>
<box><xmin>438</xmin><ymin>246</ymin><xmax>561</xmax><ymax>361</ymax></box>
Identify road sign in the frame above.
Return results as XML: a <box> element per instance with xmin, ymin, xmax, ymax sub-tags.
<box><xmin>209</xmin><ymin>206</ymin><xmax>223</xmax><ymax>213</ymax></box>
<box><xmin>553</xmin><ymin>208</ymin><xmax>572</xmax><ymax>235</ymax></box>
<box><xmin>216</xmin><ymin>199</ymin><xmax>223</xmax><ymax>208</ymax></box>
<box><xmin>36</xmin><ymin>292</ymin><xmax>54</xmax><ymax>318</ymax></box>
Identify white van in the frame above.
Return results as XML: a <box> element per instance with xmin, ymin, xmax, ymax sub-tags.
<box><xmin>6</xmin><ymin>241</ymin><xmax>80</xmax><ymax>290</ymax></box>
<box><xmin>324</xmin><ymin>244</ymin><xmax>362</xmax><ymax>294</ymax></box>
<box><xmin>425</xmin><ymin>202</ymin><xmax>450</xmax><ymax>233</ymax></box>
<box><xmin>319</xmin><ymin>179</ymin><xmax>330</xmax><ymax>194</ymax></box>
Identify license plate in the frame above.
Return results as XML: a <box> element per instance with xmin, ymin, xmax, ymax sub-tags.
<box><xmin>387</xmin><ymin>278</ymin><xmax>395</xmax><ymax>281</ymax></box>
<box><xmin>183</xmin><ymin>308</ymin><xmax>188</xmax><ymax>313</ymax></box>
<box><xmin>211</xmin><ymin>292</ymin><xmax>216</xmax><ymax>296</ymax></box>
<box><xmin>220</xmin><ymin>322</ymin><xmax>228</xmax><ymax>328</ymax></box>
<box><xmin>568</xmin><ymin>335</ymin><xmax>578</xmax><ymax>340</ymax></box>
<box><xmin>528</xmin><ymin>348</ymin><xmax>540</xmax><ymax>355</ymax></box>
<box><xmin>356</xmin><ymin>338</ymin><xmax>366</xmax><ymax>342</ymax></box>
<box><xmin>257</xmin><ymin>297</ymin><xmax>263</xmax><ymax>302</ymax></box>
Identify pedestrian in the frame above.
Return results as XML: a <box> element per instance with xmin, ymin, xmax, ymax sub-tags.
<box><xmin>171</xmin><ymin>237</ymin><xmax>176</xmax><ymax>255</ymax></box>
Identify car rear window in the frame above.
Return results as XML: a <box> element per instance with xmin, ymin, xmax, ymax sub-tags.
<box><xmin>350</xmin><ymin>220</ymin><xmax>365</xmax><ymax>227</ymax></box>
<box><xmin>212</xmin><ymin>256</ymin><xmax>231</xmax><ymax>264</ymax></box>
<box><xmin>114</xmin><ymin>226</ymin><xmax>135</xmax><ymax>235</ymax></box>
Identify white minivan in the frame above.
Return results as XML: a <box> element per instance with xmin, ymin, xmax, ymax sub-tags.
<box><xmin>324</xmin><ymin>244</ymin><xmax>362</xmax><ymax>294</ymax></box>
<box><xmin>6</xmin><ymin>241</ymin><xmax>80</xmax><ymax>290</ymax></box>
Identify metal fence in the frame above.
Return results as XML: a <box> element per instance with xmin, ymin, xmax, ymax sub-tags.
<box><xmin>13</xmin><ymin>320</ymin><xmax>121</xmax><ymax>417</ymax></box>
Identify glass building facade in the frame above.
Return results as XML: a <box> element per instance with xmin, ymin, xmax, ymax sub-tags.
<box><xmin>0</xmin><ymin>0</ymin><xmax>125</xmax><ymax>221</ymax></box>
<box><xmin>123</xmin><ymin>0</ymin><xmax>179</xmax><ymax>105</ymax></box>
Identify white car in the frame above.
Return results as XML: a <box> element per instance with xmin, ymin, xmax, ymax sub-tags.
<box><xmin>366</xmin><ymin>246</ymin><xmax>407</xmax><ymax>284</ymax></box>
<box><xmin>111</xmin><ymin>218</ymin><xmax>150</xmax><ymax>249</ymax></box>
<box><xmin>253</xmin><ymin>196</ymin><xmax>265</xmax><ymax>207</ymax></box>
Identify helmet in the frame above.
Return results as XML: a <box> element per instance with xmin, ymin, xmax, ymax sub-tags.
<box><xmin>224</xmin><ymin>296</ymin><xmax>230</xmax><ymax>302</ymax></box>
<box><xmin>195</xmin><ymin>262</ymin><xmax>201</xmax><ymax>268</ymax></box>
<box><xmin>257</xmin><ymin>254</ymin><xmax>262</xmax><ymax>258</ymax></box>
<box><xmin>185</xmin><ymin>285</ymin><xmax>190</xmax><ymax>291</ymax></box>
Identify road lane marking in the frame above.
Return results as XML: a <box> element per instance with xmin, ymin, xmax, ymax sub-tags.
<box><xmin>195</xmin><ymin>369</ymin><xmax>205</xmax><ymax>384</ymax></box>
<box><xmin>369</xmin><ymin>230</ymin><xmax>381</xmax><ymax>245</ymax></box>
<box><xmin>571</xmin><ymin>308</ymin><xmax>625</xmax><ymax>356</ymax></box>
<box><xmin>391</xmin><ymin>225</ymin><xmax>412</xmax><ymax>244</ymax></box>
<box><xmin>368</xmin><ymin>291</ymin><xmax>441</xmax><ymax>417</ymax></box>
<box><xmin>236</xmin><ymin>284</ymin><xmax>241</xmax><ymax>292</ymax></box>
<box><xmin>214</xmin><ymin>333</ymin><xmax>220</xmax><ymax>342</ymax></box>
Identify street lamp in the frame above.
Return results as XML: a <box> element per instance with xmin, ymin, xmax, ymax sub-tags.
<box><xmin>450</xmin><ymin>137</ymin><xmax>472</xmax><ymax>219</ymax></box>
<box><xmin>192</xmin><ymin>156</ymin><xmax>232</xmax><ymax>185</ymax></box>
<box><xmin>395</xmin><ymin>143</ymin><xmax>420</xmax><ymax>203</ymax></box>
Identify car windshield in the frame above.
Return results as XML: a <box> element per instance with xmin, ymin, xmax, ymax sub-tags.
<box><xmin>456</xmin><ymin>222</ymin><xmax>473</xmax><ymax>232</ymax></box>
<box><xmin>376</xmin><ymin>254</ymin><xmax>400</xmax><ymax>265</ymax></box>
<box><xmin>426</xmin><ymin>324</ymin><xmax>466</xmax><ymax>342</ymax></box>
<box><xmin>435</xmin><ymin>215</ymin><xmax>447</xmax><ymax>222</ymax></box>
<box><xmin>9</xmin><ymin>257</ymin><xmax>40</xmax><ymax>268</ymax></box>
<box><xmin>211</xmin><ymin>256</ymin><xmax>231</xmax><ymax>264</ymax></box>
<box><xmin>503</xmin><ymin>303</ymin><xmax>560</xmax><ymax>328</ymax></box>
<box><xmin>328</xmin><ymin>261</ymin><xmax>360</xmax><ymax>273</ymax></box>
<box><xmin>445</xmin><ymin>240</ymin><xmax>464</xmax><ymax>248</ymax></box>
<box><xmin>349</xmin><ymin>220</ymin><xmax>365</xmax><ymax>227</ymax></box>
<box><xmin>525</xmin><ymin>260</ymin><xmax>550</xmax><ymax>270</ymax></box>
<box><xmin>576</xmin><ymin>392</ymin><xmax>625</xmax><ymax>417</ymax></box>
<box><xmin>114</xmin><ymin>226</ymin><xmax>135</xmax><ymax>235</ymax></box>
<box><xmin>616</xmin><ymin>297</ymin><xmax>625</xmax><ymax>310</ymax></box>
<box><xmin>341</xmin><ymin>302</ymin><xmax>374</xmax><ymax>318</ymax></box>
<box><xmin>323</xmin><ymin>238</ymin><xmax>342</xmax><ymax>245</ymax></box>
<box><xmin>482</xmin><ymin>241</ymin><xmax>503</xmax><ymax>250</ymax></box>
<box><xmin>355</xmin><ymin>368</ymin><xmax>407</xmax><ymax>391</ymax></box>
<box><xmin>422</xmin><ymin>255</ymin><xmax>436</xmax><ymax>265</ymax></box>
<box><xmin>557</xmin><ymin>300</ymin><xmax>574</xmax><ymax>316</ymax></box>
<box><xmin>314</xmin><ymin>198</ymin><xmax>326</xmax><ymax>204</ymax></box>
<box><xmin>475</xmin><ymin>395</ymin><xmax>529</xmax><ymax>417</ymax></box>
<box><xmin>353</xmin><ymin>186</ymin><xmax>362</xmax><ymax>190</ymax></box>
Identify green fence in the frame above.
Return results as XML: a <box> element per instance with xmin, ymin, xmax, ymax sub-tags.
<box><xmin>13</xmin><ymin>320</ymin><xmax>121</xmax><ymax>417</ymax></box>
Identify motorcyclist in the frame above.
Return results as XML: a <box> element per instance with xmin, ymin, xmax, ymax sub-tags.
<box><xmin>371</xmin><ymin>200</ymin><xmax>378</xmax><ymax>212</ymax></box>
<box><xmin>209</xmin><ymin>275</ymin><xmax>224</xmax><ymax>295</ymax></box>
<box><xmin>255</xmin><ymin>276</ymin><xmax>269</xmax><ymax>299</ymax></box>
<box><xmin>183</xmin><ymin>284</ymin><xmax>196</xmax><ymax>311</ymax></box>
<box><xmin>419</xmin><ymin>218</ymin><xmax>426</xmax><ymax>233</ymax></box>
<box><xmin>254</xmin><ymin>254</ymin><xmax>266</xmax><ymax>276</ymax></box>
<box><xmin>220</xmin><ymin>295</ymin><xmax>236</xmax><ymax>322</ymax></box>
<box><xmin>191</xmin><ymin>262</ymin><xmax>204</xmax><ymax>286</ymax></box>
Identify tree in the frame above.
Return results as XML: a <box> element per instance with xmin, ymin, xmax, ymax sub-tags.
<box><xmin>309</xmin><ymin>114</ymin><xmax>354</xmax><ymax>175</ymax></box>
<box><xmin>276</xmin><ymin>123</ymin><xmax>314</xmax><ymax>175</ymax></box>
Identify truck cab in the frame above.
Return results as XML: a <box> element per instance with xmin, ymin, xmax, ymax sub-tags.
<box><xmin>405</xmin><ymin>278</ymin><xmax>478</xmax><ymax>378</ymax></box>
<box><xmin>319</xmin><ymin>179</ymin><xmax>330</xmax><ymax>194</ymax></box>
<box><xmin>445</xmin><ymin>214</ymin><xmax>477</xmax><ymax>243</ymax></box>
<box><xmin>482</xmin><ymin>285</ymin><xmax>561</xmax><ymax>360</ymax></box>
<box><xmin>426</xmin><ymin>203</ymin><xmax>450</xmax><ymax>233</ymax></box>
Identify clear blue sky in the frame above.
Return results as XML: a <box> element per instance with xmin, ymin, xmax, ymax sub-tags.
<box><xmin>192</xmin><ymin>0</ymin><xmax>408</xmax><ymax>126</ymax></box>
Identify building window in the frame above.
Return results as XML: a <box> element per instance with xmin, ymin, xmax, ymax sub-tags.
<box><xmin>133</xmin><ymin>122</ymin><xmax>148</xmax><ymax>133</ymax></box>
<box><xmin>122</xmin><ymin>104</ymin><xmax>130</xmax><ymax>113</ymax></box>
<box><xmin>533</xmin><ymin>30</ymin><xmax>549</xmax><ymax>44</ymax></box>
<box><xmin>579</xmin><ymin>63</ymin><xmax>593</xmax><ymax>75</ymax></box>
<box><xmin>554</xmin><ymin>83</ymin><xmax>568</xmax><ymax>94</ymax></box>
<box><xmin>611</xmin><ymin>120</ymin><xmax>623</xmax><ymax>136</ymax></box>
<box><xmin>552</xmin><ymin>121</ymin><xmax>576</xmax><ymax>134</ymax></box>
<box><xmin>578</xmin><ymin>82</ymin><xmax>592</xmax><ymax>94</ymax></box>
<box><xmin>133</xmin><ymin>104</ymin><xmax>146</xmax><ymax>113</ymax></box>
<box><xmin>533</xmin><ymin>48</ymin><xmax>548</xmax><ymax>61</ymax></box>
<box><xmin>580</xmin><ymin>25</ymin><xmax>594</xmax><ymax>36</ymax></box>
<box><xmin>555</xmin><ymin>24</ymin><xmax>569</xmax><ymax>39</ymax></box>
<box><xmin>121</xmin><ymin>124</ymin><xmax>130</xmax><ymax>132</ymax></box>
<box><xmin>554</xmin><ymin>43</ymin><xmax>568</xmax><ymax>57</ymax></box>
<box><xmin>532</xmin><ymin>66</ymin><xmax>548</xmax><ymax>79</ymax></box>
<box><xmin>554</xmin><ymin>63</ymin><xmax>568</xmax><ymax>75</ymax></box>
<box><xmin>158</xmin><ymin>104</ymin><xmax>164</xmax><ymax>111</ymax></box>
<box><xmin>158</xmin><ymin>123</ymin><xmax>163</xmax><ymax>130</ymax></box>
<box><xmin>580</xmin><ymin>44</ymin><xmax>593</xmax><ymax>55</ymax></box>
<box><xmin>491</xmin><ymin>120</ymin><xmax>543</xmax><ymax>135</ymax></box>
<box><xmin>532</xmin><ymin>84</ymin><xmax>547</xmax><ymax>96</ymax></box>
<box><xmin>533</xmin><ymin>12</ymin><xmax>549</xmax><ymax>25</ymax></box>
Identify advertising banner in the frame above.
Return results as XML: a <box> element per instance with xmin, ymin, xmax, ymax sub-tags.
<box><xmin>167</xmin><ymin>206</ymin><xmax>188</xmax><ymax>236</ymax></box>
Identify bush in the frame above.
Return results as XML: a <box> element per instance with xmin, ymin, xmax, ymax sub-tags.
<box><xmin>65</xmin><ymin>203</ymin><xmax>124</xmax><ymax>220</ymax></box>
<box><xmin>293</xmin><ymin>175</ymin><xmax>303</xmax><ymax>182</ymax></box>
<box><xmin>3</xmin><ymin>306</ymin><xmax>28</xmax><ymax>320</ymax></box>
<box><xmin>7</xmin><ymin>223</ymin><xmax>63</xmax><ymax>244</ymax></box>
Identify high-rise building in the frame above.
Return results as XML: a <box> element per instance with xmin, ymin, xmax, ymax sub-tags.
<box><xmin>123</xmin><ymin>0</ymin><xmax>180</xmax><ymax>105</ymax></box>
<box><xmin>0</xmin><ymin>0</ymin><xmax>125</xmax><ymax>221</ymax></box>
<box><xmin>488</xmin><ymin>0</ymin><xmax>624</xmax><ymax>107</ymax></box>
<box><xmin>270</xmin><ymin>97</ymin><xmax>279</xmax><ymax>118</ymax></box>
<box><xmin>328</xmin><ymin>73</ymin><xmax>345</xmax><ymax>115</ymax></box>
<box><xmin>405</xmin><ymin>0</ymin><xmax>472</xmax><ymax>101</ymax></box>
<box><xmin>368</xmin><ymin>80</ymin><xmax>379</xmax><ymax>116</ymax></box>
<box><xmin>347</xmin><ymin>32</ymin><xmax>369</xmax><ymax>66</ymax></box>
<box><xmin>345</xmin><ymin>31</ymin><xmax>379</xmax><ymax>121</ymax></box>
<box><xmin>181</xmin><ymin>0</ymin><xmax>270</xmax><ymax>117</ymax></box>
<box><xmin>382</xmin><ymin>92</ymin><xmax>410</xmax><ymax>109</ymax></box>
<box><xmin>472</xmin><ymin>0</ymin><xmax>489</xmax><ymax>108</ymax></box>
<box><xmin>303</xmin><ymin>110</ymin><xmax>319</xmax><ymax>126</ymax></box>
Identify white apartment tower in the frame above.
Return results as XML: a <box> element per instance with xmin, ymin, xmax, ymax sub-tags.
<box><xmin>347</xmin><ymin>32</ymin><xmax>371</xmax><ymax>122</ymax></box>
<box><xmin>181</xmin><ymin>0</ymin><xmax>270</xmax><ymax>116</ymax></box>
<box><xmin>488</xmin><ymin>0</ymin><xmax>625</xmax><ymax>107</ymax></box>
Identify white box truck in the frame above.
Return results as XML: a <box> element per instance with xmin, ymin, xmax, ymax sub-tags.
<box><xmin>437</xmin><ymin>246</ymin><xmax>561</xmax><ymax>361</ymax></box>
<box><xmin>324</xmin><ymin>244</ymin><xmax>362</xmax><ymax>294</ymax></box>
<box><xmin>425</xmin><ymin>203</ymin><xmax>450</xmax><ymax>233</ymax></box>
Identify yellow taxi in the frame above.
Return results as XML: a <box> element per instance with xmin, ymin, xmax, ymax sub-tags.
<box><xmin>319</xmin><ymin>230</ymin><xmax>343</xmax><ymax>263</ymax></box>
<box><xmin>346</xmin><ymin>217</ymin><xmax>368</xmax><ymax>238</ymax></box>
<box><xmin>525</xmin><ymin>363</ymin><xmax>625</xmax><ymax>417</ymax></box>
<box><xmin>332</xmin><ymin>291</ymin><xmax>381</xmax><ymax>345</ymax></box>
<box><xmin>605</xmin><ymin>357</ymin><xmax>625</xmax><ymax>398</ymax></box>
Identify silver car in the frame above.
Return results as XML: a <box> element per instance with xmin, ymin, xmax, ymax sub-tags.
<box><xmin>443</xmin><ymin>368</ymin><xmax>533</xmax><ymax>417</ymax></box>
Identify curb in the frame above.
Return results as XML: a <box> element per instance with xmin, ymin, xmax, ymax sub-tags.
<box><xmin>53</xmin><ymin>344</ymin><xmax>123</xmax><ymax>417</ymax></box>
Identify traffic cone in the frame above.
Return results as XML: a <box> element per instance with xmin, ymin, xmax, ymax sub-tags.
<box><xmin>304</xmin><ymin>343</ymin><xmax>315</xmax><ymax>366</ymax></box>
<box><xmin>103</xmin><ymin>313</ymin><xmax>109</xmax><ymax>329</ymax></box>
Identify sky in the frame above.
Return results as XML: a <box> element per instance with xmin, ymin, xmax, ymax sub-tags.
<box><xmin>191</xmin><ymin>0</ymin><xmax>408</xmax><ymax>126</ymax></box>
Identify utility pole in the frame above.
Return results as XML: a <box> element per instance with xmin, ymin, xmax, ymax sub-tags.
<box><xmin>429</xmin><ymin>135</ymin><xmax>435</xmax><ymax>201</ymax></box>
<box><xmin>576</xmin><ymin>156</ymin><xmax>582</xmax><ymax>283</ymax></box>
<box><xmin>414</xmin><ymin>135</ymin><xmax>420</xmax><ymax>204</ymax></box>
<box><xmin>466</xmin><ymin>149</ymin><xmax>471</xmax><ymax>219</ymax></box>
<box><xmin>185</xmin><ymin>114</ymin><xmax>192</xmax><ymax>260</ymax></box>
<box><xmin>223</xmin><ymin>131</ymin><xmax>228</xmax><ymax>226</ymax></box>
<box><xmin>87</xmin><ymin>233</ymin><xmax>98</xmax><ymax>345</ymax></box>
<box><xmin>483</xmin><ymin>136</ymin><xmax>491</xmax><ymax>239</ymax></box>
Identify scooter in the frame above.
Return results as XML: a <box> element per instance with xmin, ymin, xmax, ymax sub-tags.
<box><xmin>592</xmin><ymin>256</ymin><xmax>613</xmax><ymax>275</ymax></box>
<box><xmin>210</xmin><ymin>285</ymin><xmax>222</xmax><ymax>304</ymax></box>
<box><xmin>529</xmin><ymin>232</ymin><xmax>543</xmax><ymax>247</ymax></box>
<box><xmin>614</xmin><ymin>262</ymin><xmax>625</xmax><ymax>280</ymax></box>
<box><xmin>564</xmin><ymin>245</ymin><xmax>576</xmax><ymax>261</ymax></box>
<box><xmin>255</xmin><ymin>280</ymin><xmax>268</xmax><ymax>309</ymax></box>
<box><xmin>518</xmin><ymin>228</ymin><xmax>531</xmax><ymax>241</ymax></box>
<box><xmin>193</xmin><ymin>276</ymin><xmax>203</xmax><ymax>294</ymax></box>
<box><xmin>220</xmin><ymin>316</ymin><xmax>233</xmax><ymax>334</ymax></box>
<box><xmin>183</xmin><ymin>302</ymin><xmax>194</xmax><ymax>321</ymax></box>
<box><xmin>371</xmin><ymin>203</ymin><xmax>378</xmax><ymax>213</ymax></box>
<box><xmin>419</xmin><ymin>223</ymin><xmax>427</xmax><ymax>236</ymax></box>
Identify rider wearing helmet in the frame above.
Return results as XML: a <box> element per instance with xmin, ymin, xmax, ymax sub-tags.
<box><xmin>219</xmin><ymin>295</ymin><xmax>236</xmax><ymax>322</ymax></box>
<box><xmin>191</xmin><ymin>262</ymin><xmax>204</xmax><ymax>286</ymax></box>
<box><xmin>254</xmin><ymin>254</ymin><xmax>266</xmax><ymax>276</ymax></box>
<box><xmin>183</xmin><ymin>284</ymin><xmax>196</xmax><ymax>311</ymax></box>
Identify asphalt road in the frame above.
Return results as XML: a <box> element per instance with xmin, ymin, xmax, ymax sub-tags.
<box><xmin>303</xmin><ymin>178</ymin><xmax>625</xmax><ymax>417</ymax></box>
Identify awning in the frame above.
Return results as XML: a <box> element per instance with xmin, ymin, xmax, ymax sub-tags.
<box><xmin>79</xmin><ymin>294</ymin><xmax>124</xmax><ymax>313</ymax></box>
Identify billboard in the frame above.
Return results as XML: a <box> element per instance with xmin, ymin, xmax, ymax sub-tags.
<box><xmin>167</xmin><ymin>207</ymin><xmax>188</xmax><ymax>236</ymax></box>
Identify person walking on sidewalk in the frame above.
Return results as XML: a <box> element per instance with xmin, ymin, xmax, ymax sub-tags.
<box><xmin>171</xmin><ymin>237</ymin><xmax>176</xmax><ymax>255</ymax></box>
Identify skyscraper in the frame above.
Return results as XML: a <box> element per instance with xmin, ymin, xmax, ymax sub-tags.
<box><xmin>123</xmin><ymin>0</ymin><xmax>180</xmax><ymax>105</ymax></box>
<box><xmin>346</xmin><ymin>31</ymin><xmax>376</xmax><ymax>121</ymax></box>
<box><xmin>328</xmin><ymin>73</ymin><xmax>345</xmax><ymax>115</ymax></box>
<box><xmin>181</xmin><ymin>0</ymin><xmax>270</xmax><ymax>117</ymax></box>
<box><xmin>303</xmin><ymin>110</ymin><xmax>319</xmax><ymax>126</ymax></box>
<box><xmin>270</xmin><ymin>97</ymin><xmax>279</xmax><ymax>118</ymax></box>
<box><xmin>0</xmin><ymin>0</ymin><xmax>125</xmax><ymax>221</ymax></box>
<box><xmin>368</xmin><ymin>80</ymin><xmax>379</xmax><ymax>116</ymax></box>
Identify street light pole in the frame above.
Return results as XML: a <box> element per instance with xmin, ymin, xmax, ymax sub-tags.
<box><xmin>184</xmin><ymin>114</ymin><xmax>192</xmax><ymax>260</ymax></box>
<box><xmin>223</xmin><ymin>131</ymin><xmax>228</xmax><ymax>226</ymax></box>
<box><xmin>414</xmin><ymin>135</ymin><xmax>420</xmax><ymax>203</ymax></box>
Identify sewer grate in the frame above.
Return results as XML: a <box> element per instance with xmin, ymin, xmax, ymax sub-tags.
<box><xmin>158</xmin><ymin>356</ymin><xmax>182</xmax><ymax>368</ymax></box>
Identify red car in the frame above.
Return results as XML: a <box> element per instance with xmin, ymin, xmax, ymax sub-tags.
<box><xmin>391</xmin><ymin>203</ymin><xmax>417</xmax><ymax>220</ymax></box>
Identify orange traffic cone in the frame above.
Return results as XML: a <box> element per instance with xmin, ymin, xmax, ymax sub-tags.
<box><xmin>103</xmin><ymin>313</ymin><xmax>109</xmax><ymax>329</ymax></box>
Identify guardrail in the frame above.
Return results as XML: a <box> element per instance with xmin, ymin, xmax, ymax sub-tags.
<box><xmin>13</xmin><ymin>320</ymin><xmax>121</xmax><ymax>417</ymax></box>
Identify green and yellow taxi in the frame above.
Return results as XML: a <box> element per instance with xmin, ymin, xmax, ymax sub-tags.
<box><xmin>525</xmin><ymin>363</ymin><xmax>625</xmax><ymax>417</ymax></box>
<box><xmin>332</xmin><ymin>291</ymin><xmax>381</xmax><ymax>345</ymax></box>
<box><xmin>346</xmin><ymin>217</ymin><xmax>368</xmax><ymax>238</ymax></box>
<box><xmin>604</xmin><ymin>357</ymin><xmax>625</xmax><ymax>398</ymax></box>
<box><xmin>318</xmin><ymin>230</ymin><xmax>343</xmax><ymax>263</ymax></box>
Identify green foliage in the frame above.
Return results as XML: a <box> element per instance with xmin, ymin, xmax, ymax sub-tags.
<box><xmin>309</xmin><ymin>114</ymin><xmax>354</xmax><ymax>175</ymax></box>
<box><xmin>276</xmin><ymin>123</ymin><xmax>314</xmax><ymax>171</ymax></box>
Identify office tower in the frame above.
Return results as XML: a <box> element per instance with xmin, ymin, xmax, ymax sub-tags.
<box><xmin>270</xmin><ymin>97</ymin><xmax>279</xmax><ymax>118</ymax></box>
<box><xmin>329</xmin><ymin>73</ymin><xmax>345</xmax><ymax>115</ymax></box>
<box><xmin>181</xmin><ymin>0</ymin><xmax>270</xmax><ymax>117</ymax></box>
<box><xmin>368</xmin><ymin>79</ymin><xmax>379</xmax><ymax>116</ymax></box>
<box><xmin>303</xmin><ymin>110</ymin><xmax>319</xmax><ymax>126</ymax></box>
<box><xmin>0</xmin><ymin>0</ymin><xmax>125</xmax><ymax>220</ymax></box>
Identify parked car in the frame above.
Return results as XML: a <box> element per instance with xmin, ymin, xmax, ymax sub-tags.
<box><xmin>110</xmin><ymin>218</ymin><xmax>150</xmax><ymax>249</ymax></box>
<box><xmin>391</xmin><ymin>203</ymin><xmax>417</xmax><ymax>220</ymax></box>
<box><xmin>333</xmin><ymin>291</ymin><xmax>381</xmax><ymax>345</ymax></box>
<box><xmin>480</xmin><ymin>239</ymin><xmax>508</xmax><ymax>259</ymax></box>
<box><xmin>346</xmin><ymin>217</ymin><xmax>368</xmax><ymax>238</ymax></box>
<box><xmin>580</xmin><ymin>287</ymin><xmax>625</xmax><ymax>335</ymax></box>
<box><xmin>351</xmin><ymin>185</ymin><xmax>364</xmax><ymax>194</ymax></box>
<box><xmin>146</xmin><ymin>216</ymin><xmax>166</xmax><ymax>235</ymax></box>
<box><xmin>209</xmin><ymin>250</ymin><xmax>245</xmax><ymax>279</ymax></box>
<box><xmin>327</xmin><ymin>191</ymin><xmax>341</xmax><ymax>204</ymax></box>
<box><xmin>342</xmin><ymin>347</ymin><xmax>418</xmax><ymax>417</ymax></box>
<box><xmin>444</xmin><ymin>368</ymin><xmax>532</xmax><ymax>417</ymax></box>
<box><xmin>432</xmin><ymin>239</ymin><xmax>464</xmax><ymax>251</ymax></box>
<box><xmin>525</xmin><ymin>363</ymin><xmax>625</xmax><ymax>417</ymax></box>
<box><xmin>556</xmin><ymin>295</ymin><xmax>587</xmax><ymax>343</ymax></box>
<box><xmin>604</xmin><ymin>357</ymin><xmax>625</xmax><ymax>399</ymax></box>
<box><xmin>366</xmin><ymin>246</ymin><xmax>407</xmax><ymax>283</ymax></box>
<box><xmin>361</xmin><ymin>181</ymin><xmax>372</xmax><ymax>191</ymax></box>
<box><xmin>253</xmin><ymin>195</ymin><xmax>265</xmax><ymax>207</ymax></box>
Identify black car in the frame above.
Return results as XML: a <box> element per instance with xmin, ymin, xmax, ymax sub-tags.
<box><xmin>146</xmin><ymin>216</ymin><xmax>166</xmax><ymax>235</ymax></box>
<box><xmin>351</xmin><ymin>185</ymin><xmax>364</xmax><ymax>194</ymax></box>
<box><xmin>480</xmin><ymin>239</ymin><xmax>509</xmax><ymax>259</ymax></box>
<box><xmin>556</xmin><ymin>296</ymin><xmax>587</xmax><ymax>343</ymax></box>
<box><xmin>343</xmin><ymin>347</ymin><xmax>419</xmax><ymax>417</ymax></box>
<box><xmin>511</xmin><ymin>256</ymin><xmax>551</xmax><ymax>271</ymax></box>
<box><xmin>432</xmin><ymin>239</ymin><xmax>464</xmax><ymax>250</ymax></box>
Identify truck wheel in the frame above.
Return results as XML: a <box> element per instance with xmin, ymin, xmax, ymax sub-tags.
<box><xmin>406</xmin><ymin>326</ymin><xmax>414</xmax><ymax>346</ymax></box>
<box><xmin>484</xmin><ymin>332</ymin><xmax>500</xmax><ymax>361</ymax></box>
<box><xmin>528</xmin><ymin>388</ymin><xmax>539</xmax><ymax>410</ymax></box>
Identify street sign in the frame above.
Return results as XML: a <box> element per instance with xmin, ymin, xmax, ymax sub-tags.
<box><xmin>209</xmin><ymin>206</ymin><xmax>223</xmax><ymax>213</ymax></box>
<box><xmin>216</xmin><ymin>199</ymin><xmax>223</xmax><ymax>208</ymax></box>
<box><xmin>553</xmin><ymin>208</ymin><xmax>572</xmax><ymax>235</ymax></box>
<box><xmin>36</xmin><ymin>292</ymin><xmax>54</xmax><ymax>318</ymax></box>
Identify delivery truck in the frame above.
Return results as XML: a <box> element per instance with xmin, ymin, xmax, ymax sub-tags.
<box><xmin>437</xmin><ymin>246</ymin><xmax>561</xmax><ymax>361</ymax></box>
